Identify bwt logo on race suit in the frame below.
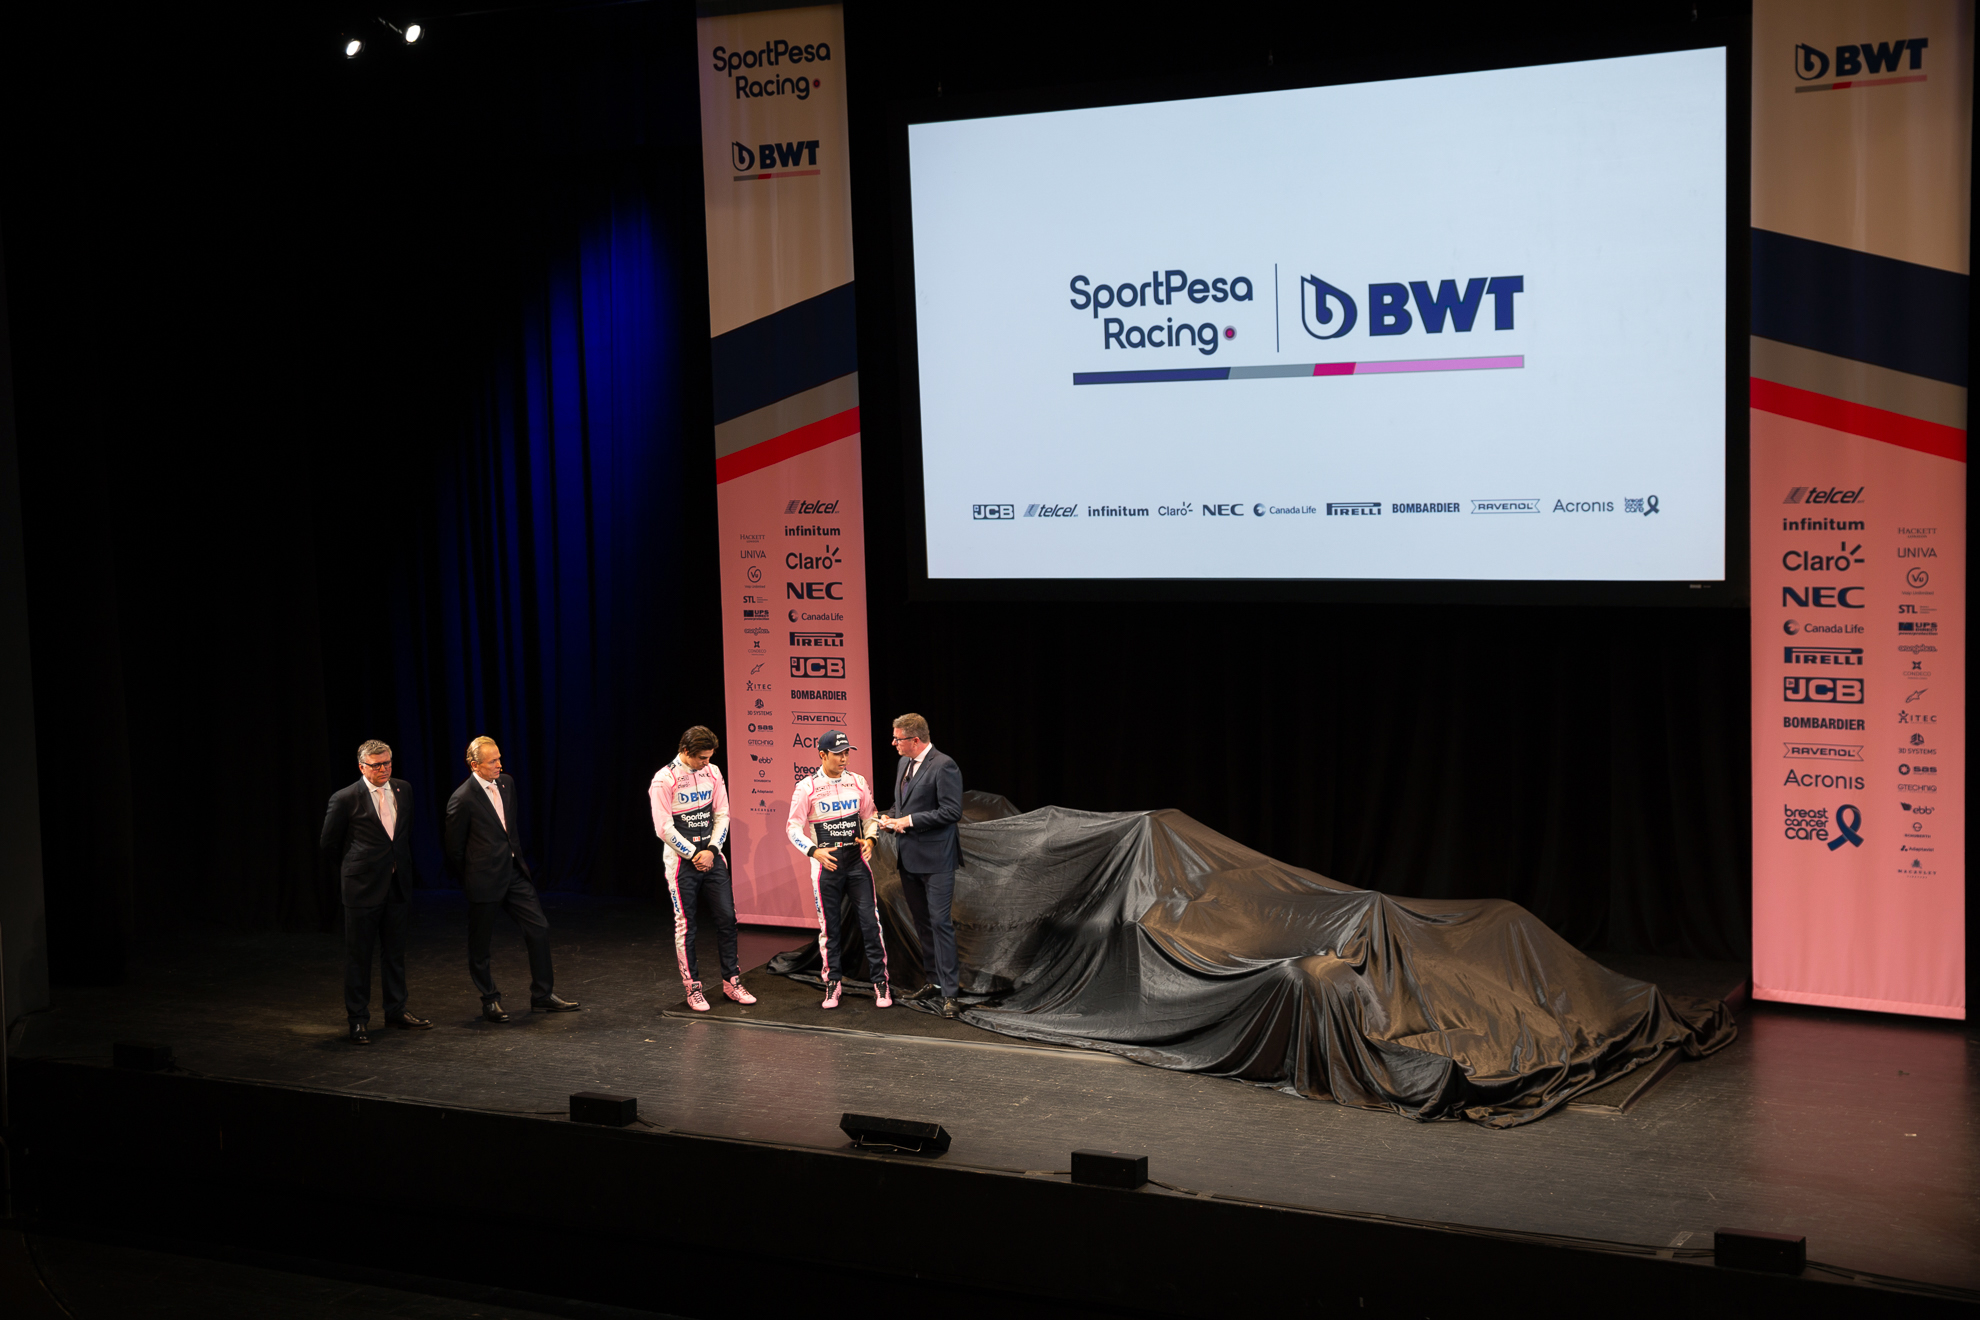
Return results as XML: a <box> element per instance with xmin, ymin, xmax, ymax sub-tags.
<box><xmin>732</xmin><ymin>140</ymin><xmax>821</xmax><ymax>171</ymax></box>
<box><xmin>712</xmin><ymin>38</ymin><xmax>832</xmax><ymax>100</ymax></box>
<box><xmin>1301</xmin><ymin>275</ymin><xmax>1523</xmax><ymax>340</ymax></box>
<box><xmin>1794</xmin><ymin>38</ymin><xmax>1927</xmax><ymax>81</ymax></box>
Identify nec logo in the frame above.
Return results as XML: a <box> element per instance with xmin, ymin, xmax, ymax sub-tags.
<box><xmin>1781</xmin><ymin>586</ymin><xmax>1864</xmax><ymax>608</ymax></box>
<box><xmin>1201</xmin><ymin>502</ymin><xmax>1248</xmax><ymax>517</ymax></box>
<box><xmin>787</xmin><ymin>581</ymin><xmax>844</xmax><ymax>599</ymax></box>
<box><xmin>1301</xmin><ymin>275</ymin><xmax>1522</xmax><ymax>340</ymax></box>
<box><xmin>790</xmin><ymin>656</ymin><xmax>846</xmax><ymax>679</ymax></box>
<box><xmin>1794</xmin><ymin>39</ymin><xmax>1927</xmax><ymax>82</ymax></box>
<box><xmin>1785</xmin><ymin>677</ymin><xmax>1863</xmax><ymax>703</ymax></box>
<box><xmin>973</xmin><ymin>504</ymin><xmax>1015</xmax><ymax>520</ymax></box>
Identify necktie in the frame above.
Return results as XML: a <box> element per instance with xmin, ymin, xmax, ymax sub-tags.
<box><xmin>485</xmin><ymin>779</ymin><xmax>507</xmax><ymax>831</ymax></box>
<box><xmin>376</xmin><ymin>784</ymin><xmax>396</xmax><ymax>839</ymax></box>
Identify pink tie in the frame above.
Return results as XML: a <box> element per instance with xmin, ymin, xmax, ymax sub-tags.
<box><xmin>376</xmin><ymin>785</ymin><xmax>396</xmax><ymax>839</ymax></box>
<box><xmin>484</xmin><ymin>779</ymin><xmax>507</xmax><ymax>831</ymax></box>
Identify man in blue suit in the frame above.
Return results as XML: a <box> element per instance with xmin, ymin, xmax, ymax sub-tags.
<box><xmin>878</xmin><ymin>712</ymin><xmax>965</xmax><ymax>1018</ymax></box>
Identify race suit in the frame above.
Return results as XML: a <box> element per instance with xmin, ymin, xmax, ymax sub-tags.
<box><xmin>650</xmin><ymin>757</ymin><xmax>736</xmax><ymax>988</ymax></box>
<box><xmin>787</xmin><ymin>768</ymin><xmax>888</xmax><ymax>988</ymax></box>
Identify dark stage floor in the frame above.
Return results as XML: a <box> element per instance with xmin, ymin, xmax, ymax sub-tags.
<box><xmin>14</xmin><ymin>892</ymin><xmax>1979</xmax><ymax>1300</ymax></box>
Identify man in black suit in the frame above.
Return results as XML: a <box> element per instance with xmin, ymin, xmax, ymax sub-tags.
<box><xmin>320</xmin><ymin>739</ymin><xmax>431</xmax><ymax>1043</ymax></box>
<box><xmin>443</xmin><ymin>736</ymin><xmax>579</xmax><ymax>1021</ymax></box>
<box><xmin>878</xmin><ymin>712</ymin><xmax>965</xmax><ymax>1018</ymax></box>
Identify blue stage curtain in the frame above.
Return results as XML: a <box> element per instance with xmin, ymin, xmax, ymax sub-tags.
<box><xmin>390</xmin><ymin>191</ymin><xmax>694</xmax><ymax>895</ymax></box>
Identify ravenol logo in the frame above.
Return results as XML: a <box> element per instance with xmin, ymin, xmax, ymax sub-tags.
<box><xmin>1301</xmin><ymin>276</ymin><xmax>1523</xmax><ymax>340</ymax></box>
<box><xmin>1794</xmin><ymin>38</ymin><xmax>1927</xmax><ymax>88</ymax></box>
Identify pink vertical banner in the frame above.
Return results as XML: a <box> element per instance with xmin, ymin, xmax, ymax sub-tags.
<box><xmin>1749</xmin><ymin>0</ymin><xmax>1969</xmax><ymax>1018</ymax></box>
<box><xmin>697</xmin><ymin>3</ymin><xmax>868</xmax><ymax>924</ymax></box>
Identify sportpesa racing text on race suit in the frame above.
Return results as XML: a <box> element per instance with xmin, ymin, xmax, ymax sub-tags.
<box><xmin>649</xmin><ymin>756</ymin><xmax>740</xmax><ymax>990</ymax></box>
<box><xmin>787</xmin><ymin>767</ymin><xmax>889</xmax><ymax>990</ymax></box>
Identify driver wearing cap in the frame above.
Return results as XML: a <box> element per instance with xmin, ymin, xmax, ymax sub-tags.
<box><xmin>786</xmin><ymin>729</ymin><xmax>890</xmax><ymax>1010</ymax></box>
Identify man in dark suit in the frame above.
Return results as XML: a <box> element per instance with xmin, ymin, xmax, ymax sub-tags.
<box><xmin>443</xmin><ymin>735</ymin><xmax>579</xmax><ymax>1021</ymax></box>
<box><xmin>320</xmin><ymin>739</ymin><xmax>431</xmax><ymax>1043</ymax></box>
<box><xmin>878</xmin><ymin>712</ymin><xmax>965</xmax><ymax>1018</ymax></box>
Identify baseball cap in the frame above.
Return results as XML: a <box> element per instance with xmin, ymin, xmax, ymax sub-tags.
<box><xmin>818</xmin><ymin>730</ymin><xmax>856</xmax><ymax>754</ymax></box>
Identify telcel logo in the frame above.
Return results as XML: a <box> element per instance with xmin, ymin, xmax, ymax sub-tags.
<box><xmin>1300</xmin><ymin>275</ymin><xmax>1523</xmax><ymax>340</ymax></box>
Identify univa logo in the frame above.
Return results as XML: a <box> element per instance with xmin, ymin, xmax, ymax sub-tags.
<box><xmin>1300</xmin><ymin>276</ymin><xmax>1523</xmax><ymax>340</ymax></box>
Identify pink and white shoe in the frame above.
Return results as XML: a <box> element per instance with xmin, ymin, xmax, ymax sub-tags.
<box><xmin>873</xmin><ymin>981</ymin><xmax>893</xmax><ymax>1009</ymax></box>
<box><xmin>821</xmin><ymin>981</ymin><xmax>843</xmax><ymax>1009</ymax></box>
<box><xmin>685</xmin><ymin>983</ymin><xmax>711</xmax><ymax>1012</ymax></box>
<box><xmin>721</xmin><ymin>976</ymin><xmax>757</xmax><ymax>1005</ymax></box>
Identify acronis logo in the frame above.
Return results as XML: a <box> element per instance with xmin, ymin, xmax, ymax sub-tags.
<box><xmin>1300</xmin><ymin>276</ymin><xmax>1524</xmax><ymax>341</ymax></box>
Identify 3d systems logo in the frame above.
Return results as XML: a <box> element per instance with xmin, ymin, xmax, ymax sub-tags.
<box><xmin>1300</xmin><ymin>276</ymin><xmax>1524</xmax><ymax>340</ymax></box>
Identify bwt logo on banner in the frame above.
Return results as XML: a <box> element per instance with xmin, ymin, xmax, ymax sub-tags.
<box><xmin>1301</xmin><ymin>275</ymin><xmax>1523</xmax><ymax>340</ymax></box>
<box><xmin>1794</xmin><ymin>38</ymin><xmax>1927</xmax><ymax>81</ymax></box>
<box><xmin>732</xmin><ymin>140</ymin><xmax>821</xmax><ymax>171</ymax></box>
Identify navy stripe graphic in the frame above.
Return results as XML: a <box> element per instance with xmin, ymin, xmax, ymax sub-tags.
<box><xmin>710</xmin><ymin>282</ymin><xmax>859</xmax><ymax>424</ymax></box>
<box><xmin>1751</xmin><ymin>228</ymin><xmax>1969</xmax><ymax>387</ymax></box>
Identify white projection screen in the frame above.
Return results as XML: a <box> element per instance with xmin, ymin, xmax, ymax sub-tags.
<box><xmin>900</xmin><ymin>46</ymin><xmax>1734</xmax><ymax>593</ymax></box>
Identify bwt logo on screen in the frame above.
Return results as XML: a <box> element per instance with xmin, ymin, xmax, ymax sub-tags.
<box><xmin>1301</xmin><ymin>275</ymin><xmax>1523</xmax><ymax>340</ymax></box>
<box><xmin>1794</xmin><ymin>38</ymin><xmax>1927</xmax><ymax>81</ymax></box>
<box><xmin>1068</xmin><ymin>270</ymin><xmax>1252</xmax><ymax>355</ymax></box>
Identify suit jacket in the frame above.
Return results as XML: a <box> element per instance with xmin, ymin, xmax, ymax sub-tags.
<box><xmin>444</xmin><ymin>772</ymin><xmax>533</xmax><ymax>902</ymax></box>
<box><xmin>890</xmin><ymin>748</ymin><xmax>963</xmax><ymax>873</ymax></box>
<box><xmin>320</xmin><ymin>777</ymin><xmax>417</xmax><ymax>907</ymax></box>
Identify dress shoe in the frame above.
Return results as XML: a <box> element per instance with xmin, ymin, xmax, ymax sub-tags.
<box><xmin>387</xmin><ymin>1012</ymin><xmax>432</xmax><ymax>1030</ymax></box>
<box><xmin>941</xmin><ymin>998</ymin><xmax>960</xmax><ymax>1020</ymax></box>
<box><xmin>482</xmin><ymin>1002</ymin><xmax>511</xmax><ymax>1023</ymax></box>
<box><xmin>348</xmin><ymin>1023</ymin><xmax>371</xmax><ymax>1044</ymax></box>
<box><xmin>533</xmin><ymin>994</ymin><xmax>581</xmax><ymax>1012</ymax></box>
<box><xmin>911</xmin><ymin>984</ymin><xmax>941</xmax><ymax>1002</ymax></box>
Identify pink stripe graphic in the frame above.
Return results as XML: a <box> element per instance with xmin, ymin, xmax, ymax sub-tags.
<box><xmin>1335</xmin><ymin>355</ymin><xmax>1525</xmax><ymax>375</ymax></box>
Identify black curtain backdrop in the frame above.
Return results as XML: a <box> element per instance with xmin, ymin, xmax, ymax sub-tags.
<box><xmin>4</xmin><ymin>3</ymin><xmax>1765</xmax><ymax>986</ymax></box>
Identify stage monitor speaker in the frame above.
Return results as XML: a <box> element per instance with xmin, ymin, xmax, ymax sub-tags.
<box><xmin>113</xmin><ymin>1042</ymin><xmax>173</xmax><ymax>1072</ymax></box>
<box><xmin>1714</xmin><ymin>1228</ymin><xmax>1805</xmax><ymax>1274</ymax></box>
<box><xmin>569</xmin><ymin>1092</ymin><xmax>637</xmax><ymax>1127</ymax></box>
<box><xmin>1070</xmin><ymin>1150</ymin><xmax>1148</xmax><ymax>1189</ymax></box>
<box><xmin>840</xmin><ymin>1112</ymin><xmax>951</xmax><ymax>1154</ymax></box>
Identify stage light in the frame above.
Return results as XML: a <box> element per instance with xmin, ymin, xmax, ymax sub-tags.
<box><xmin>405</xmin><ymin>23</ymin><xmax>422</xmax><ymax>44</ymax></box>
<box><xmin>344</xmin><ymin>37</ymin><xmax>363</xmax><ymax>58</ymax></box>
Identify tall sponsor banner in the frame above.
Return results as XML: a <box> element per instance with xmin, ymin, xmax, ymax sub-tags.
<box><xmin>1751</xmin><ymin>0</ymin><xmax>1970</xmax><ymax>1017</ymax></box>
<box><xmin>698</xmin><ymin>3</ymin><xmax>868</xmax><ymax>924</ymax></box>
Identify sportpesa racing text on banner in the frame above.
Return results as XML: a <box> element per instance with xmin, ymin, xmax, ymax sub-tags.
<box><xmin>906</xmin><ymin>49</ymin><xmax>1728</xmax><ymax>582</ymax></box>
<box><xmin>698</xmin><ymin>3</ymin><xmax>871</xmax><ymax>926</ymax></box>
<box><xmin>1749</xmin><ymin>0</ymin><xmax>1968</xmax><ymax>1020</ymax></box>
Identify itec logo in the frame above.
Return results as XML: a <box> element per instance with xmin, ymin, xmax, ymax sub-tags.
<box><xmin>1794</xmin><ymin>38</ymin><xmax>1927</xmax><ymax>83</ymax></box>
<box><xmin>1300</xmin><ymin>275</ymin><xmax>1523</xmax><ymax>340</ymax></box>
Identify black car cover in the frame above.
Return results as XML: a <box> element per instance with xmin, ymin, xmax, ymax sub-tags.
<box><xmin>771</xmin><ymin>798</ymin><xmax>1735</xmax><ymax>1127</ymax></box>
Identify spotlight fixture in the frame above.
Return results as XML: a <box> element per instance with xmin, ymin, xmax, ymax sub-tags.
<box><xmin>405</xmin><ymin>23</ymin><xmax>422</xmax><ymax>44</ymax></box>
<box><xmin>344</xmin><ymin>37</ymin><xmax>363</xmax><ymax>58</ymax></box>
<box><xmin>375</xmin><ymin>17</ymin><xmax>425</xmax><ymax>46</ymax></box>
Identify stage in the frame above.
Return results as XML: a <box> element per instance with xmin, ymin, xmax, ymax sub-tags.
<box><xmin>8</xmin><ymin>893</ymin><xmax>1976</xmax><ymax>1317</ymax></box>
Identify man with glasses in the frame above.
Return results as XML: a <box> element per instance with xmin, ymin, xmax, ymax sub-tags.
<box><xmin>878</xmin><ymin>713</ymin><xmax>964</xmax><ymax>1019</ymax></box>
<box><xmin>320</xmin><ymin>740</ymin><xmax>430</xmax><ymax>1043</ymax></box>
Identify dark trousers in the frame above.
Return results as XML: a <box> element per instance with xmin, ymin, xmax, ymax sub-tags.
<box><xmin>813</xmin><ymin>854</ymin><xmax>889</xmax><ymax>988</ymax></box>
<box><xmin>343</xmin><ymin>888</ymin><xmax>408</xmax><ymax>1024</ymax></box>
<box><xmin>468</xmin><ymin>872</ymin><xmax>555</xmax><ymax>1006</ymax></box>
<box><xmin>900</xmin><ymin>867</ymin><xmax>959</xmax><ymax>997</ymax></box>
<box><xmin>666</xmin><ymin>848</ymin><xmax>739</xmax><ymax>986</ymax></box>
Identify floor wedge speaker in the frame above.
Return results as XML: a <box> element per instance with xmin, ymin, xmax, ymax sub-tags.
<box><xmin>840</xmin><ymin>1113</ymin><xmax>951</xmax><ymax>1154</ymax></box>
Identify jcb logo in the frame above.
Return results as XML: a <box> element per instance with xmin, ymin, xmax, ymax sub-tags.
<box><xmin>1795</xmin><ymin>39</ymin><xmax>1927</xmax><ymax>81</ymax></box>
<box><xmin>1784</xmin><ymin>677</ymin><xmax>1863</xmax><ymax>704</ymax></box>
<box><xmin>790</xmin><ymin>657</ymin><xmax>846</xmax><ymax>679</ymax></box>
